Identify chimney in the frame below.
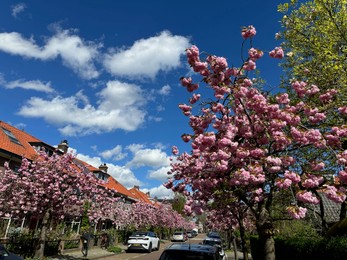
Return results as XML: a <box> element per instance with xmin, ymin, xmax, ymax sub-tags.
<box><xmin>58</xmin><ymin>140</ymin><xmax>69</xmax><ymax>154</ymax></box>
<box><xmin>146</xmin><ymin>192</ymin><xmax>150</xmax><ymax>197</ymax></box>
<box><xmin>99</xmin><ymin>163</ymin><xmax>108</xmax><ymax>173</ymax></box>
<box><xmin>134</xmin><ymin>185</ymin><xmax>139</xmax><ymax>190</ymax></box>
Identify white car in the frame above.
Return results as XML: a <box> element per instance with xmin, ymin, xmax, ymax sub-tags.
<box><xmin>127</xmin><ymin>231</ymin><xmax>160</xmax><ymax>253</ymax></box>
<box><xmin>171</xmin><ymin>231</ymin><xmax>187</xmax><ymax>242</ymax></box>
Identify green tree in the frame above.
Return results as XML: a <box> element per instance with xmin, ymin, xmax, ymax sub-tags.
<box><xmin>278</xmin><ymin>0</ymin><xmax>347</xmax><ymax>107</ymax></box>
<box><xmin>278</xmin><ymin>0</ymin><xmax>347</xmax><ymax>228</ymax></box>
<box><xmin>171</xmin><ymin>193</ymin><xmax>186</xmax><ymax>215</ymax></box>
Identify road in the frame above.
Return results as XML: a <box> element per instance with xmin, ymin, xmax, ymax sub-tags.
<box><xmin>98</xmin><ymin>233</ymin><xmax>206</xmax><ymax>260</ymax></box>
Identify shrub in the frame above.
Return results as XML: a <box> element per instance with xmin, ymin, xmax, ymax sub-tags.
<box><xmin>107</xmin><ymin>245</ymin><xmax>122</xmax><ymax>253</ymax></box>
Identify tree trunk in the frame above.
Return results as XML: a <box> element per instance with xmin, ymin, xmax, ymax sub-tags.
<box><xmin>340</xmin><ymin>200</ymin><xmax>346</xmax><ymax>220</ymax></box>
<box><xmin>236</xmin><ymin>209</ymin><xmax>249</xmax><ymax>260</ymax></box>
<box><xmin>232</xmin><ymin>235</ymin><xmax>238</xmax><ymax>260</ymax></box>
<box><xmin>239</xmin><ymin>224</ymin><xmax>249</xmax><ymax>260</ymax></box>
<box><xmin>34</xmin><ymin>210</ymin><xmax>51</xmax><ymax>258</ymax></box>
<box><xmin>256</xmin><ymin>207</ymin><xmax>276</xmax><ymax>260</ymax></box>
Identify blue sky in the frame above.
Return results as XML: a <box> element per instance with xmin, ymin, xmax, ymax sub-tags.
<box><xmin>0</xmin><ymin>0</ymin><xmax>286</xmax><ymax>199</ymax></box>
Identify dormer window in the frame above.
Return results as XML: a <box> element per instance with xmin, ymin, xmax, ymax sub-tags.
<box><xmin>2</xmin><ymin>127</ymin><xmax>21</xmax><ymax>145</ymax></box>
<box><xmin>98</xmin><ymin>172</ymin><xmax>107</xmax><ymax>181</ymax></box>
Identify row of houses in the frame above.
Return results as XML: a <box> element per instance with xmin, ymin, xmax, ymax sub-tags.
<box><xmin>0</xmin><ymin>120</ymin><xmax>158</xmax><ymax>237</ymax></box>
<box><xmin>0</xmin><ymin>120</ymin><xmax>155</xmax><ymax>204</ymax></box>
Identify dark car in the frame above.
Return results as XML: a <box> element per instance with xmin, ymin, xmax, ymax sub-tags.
<box><xmin>207</xmin><ymin>231</ymin><xmax>221</xmax><ymax>239</ymax></box>
<box><xmin>159</xmin><ymin>243</ymin><xmax>220</xmax><ymax>260</ymax></box>
<box><xmin>0</xmin><ymin>244</ymin><xmax>23</xmax><ymax>260</ymax></box>
<box><xmin>202</xmin><ymin>237</ymin><xmax>226</xmax><ymax>260</ymax></box>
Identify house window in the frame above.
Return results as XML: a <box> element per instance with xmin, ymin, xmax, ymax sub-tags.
<box><xmin>98</xmin><ymin>173</ymin><xmax>106</xmax><ymax>181</ymax></box>
<box><xmin>2</xmin><ymin>128</ymin><xmax>21</xmax><ymax>145</ymax></box>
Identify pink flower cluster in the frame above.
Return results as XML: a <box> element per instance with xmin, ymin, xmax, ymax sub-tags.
<box><xmin>319</xmin><ymin>89</ymin><xmax>337</xmax><ymax>103</ymax></box>
<box><xmin>296</xmin><ymin>191</ymin><xmax>320</xmax><ymax>204</ymax></box>
<box><xmin>302</xmin><ymin>174</ymin><xmax>324</xmax><ymax>188</ymax></box>
<box><xmin>291</xmin><ymin>81</ymin><xmax>320</xmax><ymax>98</ymax></box>
<box><xmin>241</xmin><ymin>25</ymin><xmax>256</xmax><ymax>39</ymax></box>
<box><xmin>269</xmin><ymin>47</ymin><xmax>284</xmax><ymax>59</ymax></box>
<box><xmin>338</xmin><ymin>107</ymin><xmax>347</xmax><ymax>115</ymax></box>
<box><xmin>324</xmin><ymin>185</ymin><xmax>346</xmax><ymax>203</ymax></box>
<box><xmin>276</xmin><ymin>171</ymin><xmax>300</xmax><ymax>189</ymax></box>
<box><xmin>287</xmin><ymin>206</ymin><xmax>307</xmax><ymax>219</ymax></box>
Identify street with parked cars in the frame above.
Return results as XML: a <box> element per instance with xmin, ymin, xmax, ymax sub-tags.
<box><xmin>107</xmin><ymin>231</ymin><xmax>230</xmax><ymax>260</ymax></box>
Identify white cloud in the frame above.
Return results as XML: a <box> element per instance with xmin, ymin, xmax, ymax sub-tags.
<box><xmin>142</xmin><ymin>185</ymin><xmax>174</xmax><ymax>200</ymax></box>
<box><xmin>126</xmin><ymin>144</ymin><xmax>145</xmax><ymax>153</ymax></box>
<box><xmin>126</xmin><ymin>148</ymin><xmax>170</xmax><ymax>168</ymax></box>
<box><xmin>100</xmin><ymin>145</ymin><xmax>127</xmax><ymax>161</ymax></box>
<box><xmin>76</xmin><ymin>153</ymin><xmax>143</xmax><ymax>189</ymax></box>
<box><xmin>0</xmin><ymin>30</ymin><xmax>100</xmax><ymax>79</ymax></box>
<box><xmin>11</xmin><ymin>3</ymin><xmax>26</xmax><ymax>18</ymax></box>
<box><xmin>4</xmin><ymin>79</ymin><xmax>55</xmax><ymax>93</ymax></box>
<box><xmin>17</xmin><ymin>80</ymin><xmax>147</xmax><ymax>136</ymax></box>
<box><xmin>147</xmin><ymin>166</ymin><xmax>171</xmax><ymax>182</ymax></box>
<box><xmin>159</xmin><ymin>85</ymin><xmax>171</xmax><ymax>96</ymax></box>
<box><xmin>103</xmin><ymin>31</ymin><xmax>190</xmax><ymax>79</ymax></box>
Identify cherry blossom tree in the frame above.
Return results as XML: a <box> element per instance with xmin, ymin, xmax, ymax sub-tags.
<box><xmin>124</xmin><ymin>201</ymin><xmax>194</xmax><ymax>232</ymax></box>
<box><xmin>0</xmin><ymin>151</ymin><xmax>119</xmax><ymax>258</ymax></box>
<box><xmin>166</xmin><ymin>25</ymin><xmax>347</xmax><ymax>260</ymax></box>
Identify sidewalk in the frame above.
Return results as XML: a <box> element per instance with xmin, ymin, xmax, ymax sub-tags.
<box><xmin>48</xmin><ymin>244</ymin><xmax>127</xmax><ymax>260</ymax></box>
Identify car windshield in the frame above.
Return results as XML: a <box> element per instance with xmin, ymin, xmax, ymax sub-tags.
<box><xmin>131</xmin><ymin>231</ymin><xmax>148</xmax><ymax>236</ymax></box>
<box><xmin>203</xmin><ymin>240</ymin><xmax>221</xmax><ymax>246</ymax></box>
<box><xmin>174</xmin><ymin>232</ymin><xmax>183</xmax><ymax>235</ymax></box>
<box><xmin>159</xmin><ymin>250</ymin><xmax>217</xmax><ymax>260</ymax></box>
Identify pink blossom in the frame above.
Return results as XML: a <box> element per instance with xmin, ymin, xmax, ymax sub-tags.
<box><xmin>250</xmin><ymin>148</ymin><xmax>266</xmax><ymax>158</ymax></box>
<box><xmin>287</xmin><ymin>206</ymin><xmax>307</xmax><ymax>219</ymax></box>
<box><xmin>189</xmin><ymin>93</ymin><xmax>201</xmax><ymax>104</ymax></box>
<box><xmin>319</xmin><ymin>89</ymin><xmax>337</xmax><ymax>103</ymax></box>
<box><xmin>241</xmin><ymin>25</ymin><xmax>256</xmax><ymax>39</ymax></box>
<box><xmin>172</xmin><ymin>146</ymin><xmax>179</xmax><ymax>155</ymax></box>
<box><xmin>243</xmin><ymin>59</ymin><xmax>256</xmax><ymax>71</ymax></box>
<box><xmin>276</xmin><ymin>93</ymin><xmax>290</xmax><ymax>104</ymax></box>
<box><xmin>302</xmin><ymin>174</ymin><xmax>324</xmax><ymax>188</ymax></box>
<box><xmin>310</xmin><ymin>161</ymin><xmax>325</xmax><ymax>171</ymax></box>
<box><xmin>180</xmin><ymin>77</ymin><xmax>192</xmax><ymax>86</ymax></box>
<box><xmin>284</xmin><ymin>170</ymin><xmax>300</xmax><ymax>183</ymax></box>
<box><xmin>324</xmin><ymin>185</ymin><xmax>346</xmax><ymax>203</ymax></box>
<box><xmin>296</xmin><ymin>191</ymin><xmax>320</xmax><ymax>205</ymax></box>
<box><xmin>269</xmin><ymin>47</ymin><xmax>284</xmax><ymax>59</ymax></box>
<box><xmin>338</xmin><ymin>170</ymin><xmax>347</xmax><ymax>183</ymax></box>
<box><xmin>179</xmin><ymin>104</ymin><xmax>192</xmax><ymax>116</ymax></box>
<box><xmin>276</xmin><ymin>178</ymin><xmax>292</xmax><ymax>189</ymax></box>
<box><xmin>248</xmin><ymin>48</ymin><xmax>263</xmax><ymax>60</ymax></box>
<box><xmin>338</xmin><ymin>107</ymin><xmax>347</xmax><ymax>115</ymax></box>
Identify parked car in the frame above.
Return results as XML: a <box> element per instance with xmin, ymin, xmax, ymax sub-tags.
<box><xmin>0</xmin><ymin>244</ymin><xmax>23</xmax><ymax>260</ymax></box>
<box><xmin>186</xmin><ymin>231</ymin><xmax>193</xmax><ymax>238</ymax></box>
<box><xmin>171</xmin><ymin>231</ymin><xmax>188</xmax><ymax>242</ymax></box>
<box><xmin>202</xmin><ymin>236</ymin><xmax>226</xmax><ymax>260</ymax></box>
<box><xmin>207</xmin><ymin>231</ymin><xmax>221</xmax><ymax>240</ymax></box>
<box><xmin>126</xmin><ymin>231</ymin><xmax>160</xmax><ymax>253</ymax></box>
<box><xmin>159</xmin><ymin>243</ymin><xmax>220</xmax><ymax>260</ymax></box>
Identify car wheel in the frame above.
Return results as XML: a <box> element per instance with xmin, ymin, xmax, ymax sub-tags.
<box><xmin>156</xmin><ymin>241</ymin><xmax>160</xmax><ymax>250</ymax></box>
<box><xmin>148</xmin><ymin>243</ymin><xmax>152</xmax><ymax>253</ymax></box>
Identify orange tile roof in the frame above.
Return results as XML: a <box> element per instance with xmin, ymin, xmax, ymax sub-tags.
<box><xmin>0</xmin><ymin>120</ymin><xmax>50</xmax><ymax>160</ymax></box>
<box><xmin>104</xmin><ymin>177</ymin><xmax>137</xmax><ymax>200</ymax></box>
<box><xmin>128</xmin><ymin>187</ymin><xmax>153</xmax><ymax>204</ymax></box>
